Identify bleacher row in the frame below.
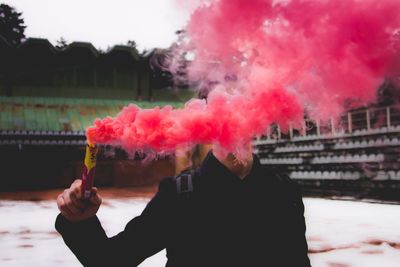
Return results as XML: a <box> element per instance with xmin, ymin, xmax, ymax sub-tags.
<box><xmin>275</xmin><ymin>143</ymin><xmax>324</xmax><ymax>153</ymax></box>
<box><xmin>0</xmin><ymin>139</ymin><xmax>86</xmax><ymax>146</ymax></box>
<box><xmin>312</xmin><ymin>153</ymin><xmax>385</xmax><ymax>164</ymax></box>
<box><xmin>376</xmin><ymin>170</ymin><xmax>400</xmax><ymax>180</ymax></box>
<box><xmin>290</xmin><ymin>170</ymin><xmax>400</xmax><ymax>180</ymax></box>
<box><xmin>0</xmin><ymin>96</ymin><xmax>182</xmax><ymax>108</ymax></box>
<box><xmin>0</xmin><ymin>129</ymin><xmax>86</xmax><ymax>136</ymax></box>
<box><xmin>334</xmin><ymin>137</ymin><xmax>400</xmax><ymax>149</ymax></box>
<box><xmin>260</xmin><ymin>158</ymin><xmax>303</xmax><ymax>165</ymax></box>
<box><xmin>259</xmin><ymin>153</ymin><xmax>385</xmax><ymax>165</ymax></box>
<box><xmin>0</xmin><ymin>96</ymin><xmax>183</xmax><ymax>132</ymax></box>
<box><xmin>290</xmin><ymin>171</ymin><xmax>361</xmax><ymax>180</ymax></box>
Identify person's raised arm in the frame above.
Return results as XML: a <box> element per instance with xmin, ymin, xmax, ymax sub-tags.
<box><xmin>55</xmin><ymin>178</ymin><xmax>176</xmax><ymax>266</ymax></box>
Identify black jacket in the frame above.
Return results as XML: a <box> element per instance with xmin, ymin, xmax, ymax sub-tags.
<box><xmin>56</xmin><ymin>152</ymin><xmax>311</xmax><ymax>267</ymax></box>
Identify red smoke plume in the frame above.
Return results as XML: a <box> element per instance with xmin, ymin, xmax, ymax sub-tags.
<box><xmin>87</xmin><ymin>0</ymin><xmax>400</xmax><ymax>156</ymax></box>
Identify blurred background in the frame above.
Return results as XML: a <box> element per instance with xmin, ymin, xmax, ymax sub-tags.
<box><xmin>0</xmin><ymin>1</ymin><xmax>400</xmax><ymax>267</ymax></box>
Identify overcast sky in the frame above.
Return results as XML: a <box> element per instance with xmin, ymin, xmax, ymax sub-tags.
<box><xmin>3</xmin><ymin>0</ymin><xmax>190</xmax><ymax>52</ymax></box>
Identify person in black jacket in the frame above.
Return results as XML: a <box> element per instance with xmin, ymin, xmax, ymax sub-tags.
<box><xmin>56</xmin><ymin>147</ymin><xmax>311</xmax><ymax>267</ymax></box>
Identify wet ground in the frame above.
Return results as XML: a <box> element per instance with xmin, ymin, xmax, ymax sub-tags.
<box><xmin>0</xmin><ymin>188</ymin><xmax>400</xmax><ymax>267</ymax></box>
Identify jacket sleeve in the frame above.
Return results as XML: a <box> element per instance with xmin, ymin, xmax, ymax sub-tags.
<box><xmin>290</xmin><ymin>181</ymin><xmax>312</xmax><ymax>267</ymax></box>
<box><xmin>55</xmin><ymin>177</ymin><xmax>176</xmax><ymax>267</ymax></box>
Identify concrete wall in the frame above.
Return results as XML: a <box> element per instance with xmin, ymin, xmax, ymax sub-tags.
<box><xmin>0</xmin><ymin>145</ymin><xmax>176</xmax><ymax>191</ymax></box>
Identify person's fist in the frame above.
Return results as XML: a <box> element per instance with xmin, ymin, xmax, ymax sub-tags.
<box><xmin>56</xmin><ymin>179</ymin><xmax>102</xmax><ymax>223</ymax></box>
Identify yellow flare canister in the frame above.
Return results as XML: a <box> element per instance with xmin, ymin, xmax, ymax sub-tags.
<box><xmin>81</xmin><ymin>143</ymin><xmax>98</xmax><ymax>199</ymax></box>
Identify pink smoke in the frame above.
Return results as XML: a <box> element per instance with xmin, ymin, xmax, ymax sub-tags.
<box><xmin>87</xmin><ymin>0</ymin><xmax>400</xmax><ymax>156</ymax></box>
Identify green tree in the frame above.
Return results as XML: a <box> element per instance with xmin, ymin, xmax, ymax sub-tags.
<box><xmin>126</xmin><ymin>40</ymin><xmax>137</xmax><ymax>48</ymax></box>
<box><xmin>56</xmin><ymin>37</ymin><xmax>69</xmax><ymax>49</ymax></box>
<box><xmin>0</xmin><ymin>4</ymin><xmax>26</xmax><ymax>46</ymax></box>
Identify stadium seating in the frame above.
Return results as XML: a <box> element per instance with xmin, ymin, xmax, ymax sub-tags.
<box><xmin>254</xmin><ymin>105</ymin><xmax>400</xmax><ymax>183</ymax></box>
<box><xmin>0</xmin><ymin>96</ymin><xmax>183</xmax><ymax>132</ymax></box>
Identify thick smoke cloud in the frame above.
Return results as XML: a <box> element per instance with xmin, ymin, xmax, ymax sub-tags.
<box><xmin>87</xmin><ymin>0</ymin><xmax>400</xmax><ymax>157</ymax></box>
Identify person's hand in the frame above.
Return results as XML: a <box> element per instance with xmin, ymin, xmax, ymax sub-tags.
<box><xmin>57</xmin><ymin>179</ymin><xmax>102</xmax><ymax>223</ymax></box>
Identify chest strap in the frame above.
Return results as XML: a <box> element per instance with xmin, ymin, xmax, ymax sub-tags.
<box><xmin>175</xmin><ymin>170</ymin><xmax>194</xmax><ymax>196</ymax></box>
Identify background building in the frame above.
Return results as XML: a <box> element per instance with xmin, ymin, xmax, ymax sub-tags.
<box><xmin>0</xmin><ymin>37</ymin><xmax>194</xmax><ymax>191</ymax></box>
